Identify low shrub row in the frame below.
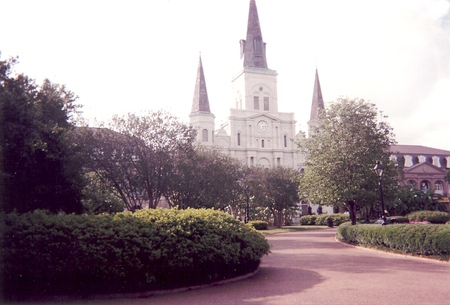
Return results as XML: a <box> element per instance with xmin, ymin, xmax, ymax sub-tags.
<box><xmin>337</xmin><ymin>223</ymin><xmax>450</xmax><ymax>260</ymax></box>
<box><xmin>406</xmin><ymin>211</ymin><xmax>450</xmax><ymax>224</ymax></box>
<box><xmin>1</xmin><ymin>209</ymin><xmax>270</xmax><ymax>300</ymax></box>
<box><xmin>247</xmin><ymin>220</ymin><xmax>269</xmax><ymax>230</ymax></box>
<box><xmin>300</xmin><ymin>214</ymin><xmax>350</xmax><ymax>226</ymax></box>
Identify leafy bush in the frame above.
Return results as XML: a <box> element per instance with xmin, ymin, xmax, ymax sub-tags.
<box><xmin>248</xmin><ymin>220</ymin><xmax>269</xmax><ymax>230</ymax></box>
<box><xmin>406</xmin><ymin>211</ymin><xmax>450</xmax><ymax>224</ymax></box>
<box><xmin>300</xmin><ymin>215</ymin><xmax>317</xmax><ymax>225</ymax></box>
<box><xmin>300</xmin><ymin>214</ymin><xmax>349</xmax><ymax>226</ymax></box>
<box><xmin>1</xmin><ymin>209</ymin><xmax>270</xmax><ymax>300</ymax></box>
<box><xmin>336</xmin><ymin>223</ymin><xmax>450</xmax><ymax>260</ymax></box>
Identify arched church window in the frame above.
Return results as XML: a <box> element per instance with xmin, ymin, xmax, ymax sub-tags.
<box><xmin>202</xmin><ymin>129</ymin><xmax>208</xmax><ymax>142</ymax></box>
<box><xmin>237</xmin><ymin>133</ymin><xmax>241</xmax><ymax>146</ymax></box>
<box><xmin>261</xmin><ymin>139</ymin><xmax>265</xmax><ymax>148</ymax></box>
<box><xmin>284</xmin><ymin>135</ymin><xmax>287</xmax><ymax>148</ymax></box>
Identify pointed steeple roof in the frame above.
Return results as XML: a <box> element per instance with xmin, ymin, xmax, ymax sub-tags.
<box><xmin>240</xmin><ymin>0</ymin><xmax>268</xmax><ymax>69</ymax></box>
<box><xmin>309</xmin><ymin>68</ymin><xmax>324</xmax><ymax>121</ymax></box>
<box><xmin>191</xmin><ymin>55</ymin><xmax>211</xmax><ymax>114</ymax></box>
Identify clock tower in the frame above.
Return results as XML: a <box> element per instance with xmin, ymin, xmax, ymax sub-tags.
<box><xmin>214</xmin><ymin>0</ymin><xmax>301</xmax><ymax>168</ymax></box>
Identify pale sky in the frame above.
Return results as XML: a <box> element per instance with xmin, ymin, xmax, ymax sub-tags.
<box><xmin>2</xmin><ymin>0</ymin><xmax>450</xmax><ymax>150</ymax></box>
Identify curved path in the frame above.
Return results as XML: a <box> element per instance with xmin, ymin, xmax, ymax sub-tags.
<box><xmin>54</xmin><ymin>229</ymin><xmax>450</xmax><ymax>305</ymax></box>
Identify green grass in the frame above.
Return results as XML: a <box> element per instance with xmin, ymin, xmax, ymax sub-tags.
<box><xmin>260</xmin><ymin>225</ymin><xmax>329</xmax><ymax>235</ymax></box>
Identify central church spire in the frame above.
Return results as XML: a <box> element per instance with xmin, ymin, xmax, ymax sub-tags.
<box><xmin>240</xmin><ymin>0</ymin><xmax>268</xmax><ymax>69</ymax></box>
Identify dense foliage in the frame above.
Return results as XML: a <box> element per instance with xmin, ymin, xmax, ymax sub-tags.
<box><xmin>389</xmin><ymin>187</ymin><xmax>448</xmax><ymax>216</ymax></box>
<box><xmin>245</xmin><ymin>166</ymin><xmax>301</xmax><ymax>228</ymax></box>
<box><xmin>297</xmin><ymin>98</ymin><xmax>398</xmax><ymax>224</ymax></box>
<box><xmin>300</xmin><ymin>214</ymin><xmax>350</xmax><ymax>226</ymax></box>
<box><xmin>247</xmin><ymin>220</ymin><xmax>269</xmax><ymax>230</ymax></box>
<box><xmin>1</xmin><ymin>57</ymin><xmax>84</xmax><ymax>214</ymax></box>
<box><xmin>1</xmin><ymin>209</ymin><xmax>270</xmax><ymax>300</ymax></box>
<box><xmin>337</xmin><ymin>223</ymin><xmax>450</xmax><ymax>260</ymax></box>
<box><xmin>406</xmin><ymin>211</ymin><xmax>450</xmax><ymax>224</ymax></box>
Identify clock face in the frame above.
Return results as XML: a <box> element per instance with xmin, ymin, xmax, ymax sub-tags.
<box><xmin>257</xmin><ymin>120</ymin><xmax>268</xmax><ymax>132</ymax></box>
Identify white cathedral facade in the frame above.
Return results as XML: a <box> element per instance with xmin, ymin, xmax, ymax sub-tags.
<box><xmin>189</xmin><ymin>0</ymin><xmax>323</xmax><ymax>170</ymax></box>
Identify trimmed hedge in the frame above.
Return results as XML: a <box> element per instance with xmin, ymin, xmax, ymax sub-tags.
<box><xmin>406</xmin><ymin>211</ymin><xmax>450</xmax><ymax>224</ymax></box>
<box><xmin>387</xmin><ymin>216</ymin><xmax>409</xmax><ymax>224</ymax></box>
<box><xmin>247</xmin><ymin>220</ymin><xmax>269</xmax><ymax>230</ymax></box>
<box><xmin>1</xmin><ymin>209</ymin><xmax>270</xmax><ymax>300</ymax></box>
<box><xmin>337</xmin><ymin>223</ymin><xmax>450</xmax><ymax>260</ymax></box>
<box><xmin>300</xmin><ymin>214</ymin><xmax>350</xmax><ymax>226</ymax></box>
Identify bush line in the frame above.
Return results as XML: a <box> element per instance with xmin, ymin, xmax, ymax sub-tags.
<box><xmin>336</xmin><ymin>223</ymin><xmax>450</xmax><ymax>260</ymax></box>
<box><xmin>1</xmin><ymin>209</ymin><xmax>270</xmax><ymax>300</ymax></box>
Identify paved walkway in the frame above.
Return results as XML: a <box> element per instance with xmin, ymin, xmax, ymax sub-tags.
<box><xmin>37</xmin><ymin>229</ymin><xmax>450</xmax><ymax>305</ymax></box>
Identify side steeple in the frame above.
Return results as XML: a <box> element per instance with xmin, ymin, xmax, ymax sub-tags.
<box><xmin>308</xmin><ymin>68</ymin><xmax>325</xmax><ymax>137</ymax></box>
<box><xmin>189</xmin><ymin>55</ymin><xmax>215</xmax><ymax>145</ymax></box>
<box><xmin>191</xmin><ymin>55</ymin><xmax>211</xmax><ymax>114</ymax></box>
<box><xmin>240</xmin><ymin>0</ymin><xmax>268</xmax><ymax>69</ymax></box>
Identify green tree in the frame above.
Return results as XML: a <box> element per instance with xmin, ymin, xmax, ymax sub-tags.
<box><xmin>297</xmin><ymin>98</ymin><xmax>397</xmax><ymax>225</ymax></box>
<box><xmin>1</xmin><ymin>56</ymin><xmax>84</xmax><ymax>213</ymax></box>
<box><xmin>164</xmin><ymin>145</ymin><xmax>244</xmax><ymax>210</ymax></box>
<box><xmin>246</xmin><ymin>166</ymin><xmax>300</xmax><ymax>228</ymax></box>
<box><xmin>391</xmin><ymin>186</ymin><xmax>447</xmax><ymax>215</ymax></box>
<box><xmin>78</xmin><ymin>110</ymin><xmax>196</xmax><ymax>210</ymax></box>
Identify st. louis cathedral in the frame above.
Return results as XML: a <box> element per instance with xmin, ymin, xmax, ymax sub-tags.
<box><xmin>189</xmin><ymin>0</ymin><xmax>323</xmax><ymax>169</ymax></box>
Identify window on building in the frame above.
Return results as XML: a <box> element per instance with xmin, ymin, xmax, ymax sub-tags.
<box><xmin>253</xmin><ymin>96</ymin><xmax>259</xmax><ymax>110</ymax></box>
<box><xmin>261</xmin><ymin>139</ymin><xmax>265</xmax><ymax>148</ymax></box>
<box><xmin>264</xmin><ymin>97</ymin><xmax>269</xmax><ymax>111</ymax></box>
<box><xmin>202</xmin><ymin>129</ymin><xmax>208</xmax><ymax>142</ymax></box>
<box><xmin>250</xmin><ymin>157</ymin><xmax>254</xmax><ymax>166</ymax></box>
<box><xmin>408</xmin><ymin>180</ymin><xmax>416</xmax><ymax>187</ymax></box>
<box><xmin>434</xmin><ymin>181</ymin><xmax>444</xmax><ymax>195</ymax></box>
<box><xmin>284</xmin><ymin>135</ymin><xmax>287</xmax><ymax>147</ymax></box>
<box><xmin>237</xmin><ymin>133</ymin><xmax>240</xmax><ymax>146</ymax></box>
<box><xmin>433</xmin><ymin>156</ymin><xmax>441</xmax><ymax>167</ymax></box>
<box><xmin>277</xmin><ymin>158</ymin><xmax>281</xmax><ymax>166</ymax></box>
<box><xmin>420</xmin><ymin>180</ymin><xmax>430</xmax><ymax>192</ymax></box>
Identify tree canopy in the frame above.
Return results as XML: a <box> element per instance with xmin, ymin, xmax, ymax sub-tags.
<box><xmin>78</xmin><ymin>110</ymin><xmax>197</xmax><ymax>211</ymax></box>
<box><xmin>245</xmin><ymin>166</ymin><xmax>300</xmax><ymax>228</ymax></box>
<box><xmin>297</xmin><ymin>98</ymin><xmax>398</xmax><ymax>224</ymax></box>
<box><xmin>1</xmin><ymin>57</ymin><xmax>85</xmax><ymax>213</ymax></box>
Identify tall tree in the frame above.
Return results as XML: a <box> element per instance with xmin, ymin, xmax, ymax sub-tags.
<box><xmin>246</xmin><ymin>166</ymin><xmax>300</xmax><ymax>228</ymax></box>
<box><xmin>297</xmin><ymin>98</ymin><xmax>397</xmax><ymax>224</ymax></box>
<box><xmin>164</xmin><ymin>145</ymin><xmax>244</xmax><ymax>210</ymax></box>
<box><xmin>1</xmin><ymin>57</ymin><xmax>84</xmax><ymax>213</ymax></box>
<box><xmin>78</xmin><ymin>110</ymin><xmax>196</xmax><ymax>210</ymax></box>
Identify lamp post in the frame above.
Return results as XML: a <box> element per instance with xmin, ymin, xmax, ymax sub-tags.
<box><xmin>245</xmin><ymin>185</ymin><xmax>250</xmax><ymax>224</ymax></box>
<box><xmin>373</xmin><ymin>160</ymin><xmax>387</xmax><ymax>224</ymax></box>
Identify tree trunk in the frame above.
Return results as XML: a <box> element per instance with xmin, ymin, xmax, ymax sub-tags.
<box><xmin>347</xmin><ymin>200</ymin><xmax>357</xmax><ymax>225</ymax></box>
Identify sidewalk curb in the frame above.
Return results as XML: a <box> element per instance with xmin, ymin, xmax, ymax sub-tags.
<box><xmin>47</xmin><ymin>268</ymin><xmax>261</xmax><ymax>302</ymax></box>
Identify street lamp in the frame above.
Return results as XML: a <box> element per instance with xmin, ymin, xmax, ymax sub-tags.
<box><xmin>244</xmin><ymin>185</ymin><xmax>250</xmax><ymax>223</ymax></box>
<box><xmin>373</xmin><ymin>160</ymin><xmax>387</xmax><ymax>224</ymax></box>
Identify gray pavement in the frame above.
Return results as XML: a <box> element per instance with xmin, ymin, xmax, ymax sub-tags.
<box><xmin>28</xmin><ymin>228</ymin><xmax>450</xmax><ymax>305</ymax></box>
